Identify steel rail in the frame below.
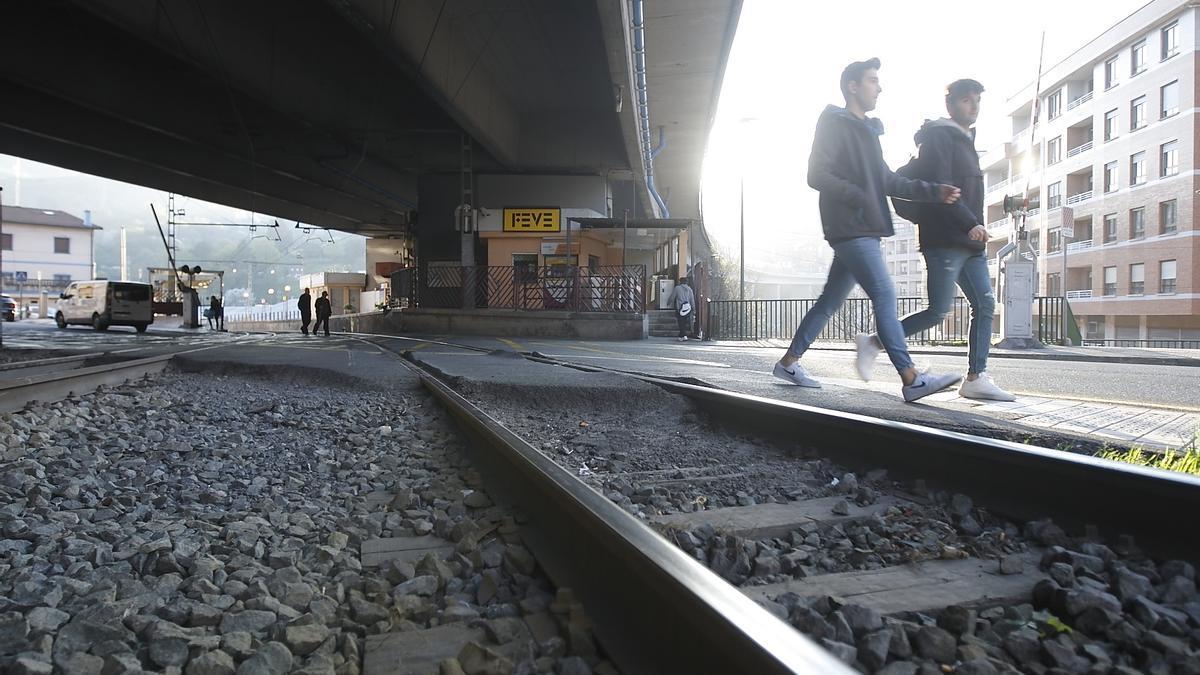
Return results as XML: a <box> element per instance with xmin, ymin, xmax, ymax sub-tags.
<box><xmin>523</xmin><ymin>355</ymin><xmax>1200</xmax><ymax>563</ymax></box>
<box><xmin>378</xmin><ymin>346</ymin><xmax>854</xmax><ymax>675</ymax></box>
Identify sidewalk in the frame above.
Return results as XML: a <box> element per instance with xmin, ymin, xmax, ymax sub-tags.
<box><xmin>709</xmin><ymin>338</ymin><xmax>1200</xmax><ymax>368</ymax></box>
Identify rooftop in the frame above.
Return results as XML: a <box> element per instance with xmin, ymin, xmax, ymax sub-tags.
<box><xmin>1</xmin><ymin>204</ymin><xmax>102</xmax><ymax>230</ymax></box>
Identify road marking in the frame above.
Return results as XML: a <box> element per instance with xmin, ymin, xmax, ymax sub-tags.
<box><xmin>498</xmin><ymin>338</ymin><xmax>524</xmax><ymax>351</ymax></box>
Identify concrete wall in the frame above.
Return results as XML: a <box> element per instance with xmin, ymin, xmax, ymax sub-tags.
<box><xmin>229</xmin><ymin>309</ymin><xmax>648</xmax><ymax>339</ymax></box>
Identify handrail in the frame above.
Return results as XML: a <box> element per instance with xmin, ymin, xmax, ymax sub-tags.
<box><xmin>1066</xmin><ymin>190</ymin><xmax>1094</xmax><ymax>205</ymax></box>
<box><xmin>1066</xmin><ymin>141</ymin><xmax>1093</xmax><ymax>157</ymax></box>
<box><xmin>1066</xmin><ymin>90</ymin><xmax>1094</xmax><ymax>110</ymax></box>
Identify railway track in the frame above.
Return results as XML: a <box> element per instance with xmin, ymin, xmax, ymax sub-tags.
<box><xmin>351</xmin><ymin>333</ymin><xmax>1200</xmax><ymax>674</ymax></box>
<box><xmin>5</xmin><ymin>331</ymin><xmax>1197</xmax><ymax>673</ymax></box>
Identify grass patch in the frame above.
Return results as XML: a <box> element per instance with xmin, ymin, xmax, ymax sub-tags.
<box><xmin>1096</xmin><ymin>446</ymin><xmax>1200</xmax><ymax>476</ymax></box>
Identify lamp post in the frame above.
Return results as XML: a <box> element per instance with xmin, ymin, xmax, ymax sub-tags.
<box><xmin>736</xmin><ymin>117</ymin><xmax>760</xmax><ymax>302</ymax></box>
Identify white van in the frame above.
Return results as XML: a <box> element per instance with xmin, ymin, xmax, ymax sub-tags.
<box><xmin>56</xmin><ymin>281</ymin><xmax>154</xmax><ymax>333</ymax></box>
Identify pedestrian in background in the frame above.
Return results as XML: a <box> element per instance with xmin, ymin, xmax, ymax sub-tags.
<box><xmin>211</xmin><ymin>295</ymin><xmax>225</xmax><ymax>331</ymax></box>
<box><xmin>772</xmin><ymin>57</ymin><xmax>964</xmax><ymax>403</ymax></box>
<box><xmin>667</xmin><ymin>277</ymin><xmax>696</xmax><ymax>341</ymax></box>
<box><xmin>205</xmin><ymin>296</ymin><xmax>216</xmax><ymax>330</ymax></box>
<box><xmin>298</xmin><ymin>288</ymin><xmax>312</xmax><ymax>336</ymax></box>
<box><xmin>313</xmin><ymin>291</ymin><xmax>332</xmax><ymax>337</ymax></box>
<box><xmin>862</xmin><ymin>78</ymin><xmax>1015</xmax><ymax>401</ymax></box>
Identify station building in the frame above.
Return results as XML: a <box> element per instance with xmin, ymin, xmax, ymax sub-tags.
<box><xmin>980</xmin><ymin>0</ymin><xmax>1200</xmax><ymax>343</ymax></box>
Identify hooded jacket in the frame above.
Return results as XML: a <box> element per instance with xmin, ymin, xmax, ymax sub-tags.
<box><xmin>906</xmin><ymin>118</ymin><xmax>985</xmax><ymax>251</ymax></box>
<box><xmin>807</xmin><ymin>105</ymin><xmax>943</xmax><ymax>243</ymax></box>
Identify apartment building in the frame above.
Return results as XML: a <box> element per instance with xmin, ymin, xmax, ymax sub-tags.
<box><xmin>979</xmin><ymin>0</ymin><xmax>1199</xmax><ymax>342</ymax></box>
<box><xmin>884</xmin><ymin>215</ymin><xmax>927</xmax><ymax>299</ymax></box>
<box><xmin>1</xmin><ymin>205</ymin><xmax>99</xmax><ymax>302</ymax></box>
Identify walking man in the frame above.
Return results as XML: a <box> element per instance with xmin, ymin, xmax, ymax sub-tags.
<box><xmin>211</xmin><ymin>295</ymin><xmax>224</xmax><ymax>331</ymax></box>
<box><xmin>667</xmin><ymin>276</ymin><xmax>696</xmax><ymax>341</ymax></box>
<box><xmin>773</xmin><ymin>58</ymin><xmax>964</xmax><ymax>403</ymax></box>
<box><xmin>298</xmin><ymin>287</ymin><xmax>312</xmax><ymax>336</ymax></box>
<box><xmin>856</xmin><ymin>79</ymin><xmax>1015</xmax><ymax>401</ymax></box>
<box><xmin>313</xmin><ymin>291</ymin><xmax>332</xmax><ymax>337</ymax></box>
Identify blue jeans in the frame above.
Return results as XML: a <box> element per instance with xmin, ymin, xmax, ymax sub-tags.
<box><xmin>788</xmin><ymin>237</ymin><xmax>914</xmax><ymax>373</ymax></box>
<box><xmin>900</xmin><ymin>248</ymin><xmax>995</xmax><ymax>375</ymax></box>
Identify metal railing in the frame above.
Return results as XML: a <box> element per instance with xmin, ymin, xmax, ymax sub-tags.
<box><xmin>1066</xmin><ymin>190</ymin><xmax>1093</xmax><ymax>205</ymax></box>
<box><xmin>709</xmin><ymin>295</ymin><xmax>1070</xmax><ymax>345</ymax></box>
<box><xmin>987</xmin><ymin>177</ymin><xmax>1011</xmax><ymax>193</ymax></box>
<box><xmin>407</xmin><ymin>265</ymin><xmax>646</xmax><ymax>313</ymax></box>
<box><xmin>1066</xmin><ymin>91</ymin><xmax>1094</xmax><ymax>110</ymax></box>
<box><xmin>1066</xmin><ymin>239</ymin><xmax>1093</xmax><ymax>252</ymax></box>
<box><xmin>1066</xmin><ymin>141</ymin><xmax>1093</xmax><ymax>157</ymax></box>
<box><xmin>1066</xmin><ymin>289</ymin><xmax>1093</xmax><ymax>299</ymax></box>
<box><xmin>1082</xmin><ymin>339</ymin><xmax>1200</xmax><ymax>349</ymax></box>
<box><xmin>987</xmin><ymin>217</ymin><xmax>1009</xmax><ymax>230</ymax></box>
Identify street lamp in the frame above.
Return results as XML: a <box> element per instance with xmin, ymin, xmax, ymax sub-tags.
<box><xmin>737</xmin><ymin>117</ymin><xmax>761</xmax><ymax>301</ymax></box>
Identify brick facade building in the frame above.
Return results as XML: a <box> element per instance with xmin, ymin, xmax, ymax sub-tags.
<box><xmin>980</xmin><ymin>0</ymin><xmax>1199</xmax><ymax>342</ymax></box>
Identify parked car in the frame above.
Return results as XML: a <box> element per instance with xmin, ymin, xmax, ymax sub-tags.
<box><xmin>0</xmin><ymin>294</ymin><xmax>15</xmax><ymax>322</ymax></box>
<box><xmin>55</xmin><ymin>281</ymin><xmax>153</xmax><ymax>332</ymax></box>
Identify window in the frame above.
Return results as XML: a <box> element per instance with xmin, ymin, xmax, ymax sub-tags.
<box><xmin>1048</xmin><ymin>182</ymin><xmax>1063</xmax><ymax>209</ymax></box>
<box><xmin>1130</xmin><ymin>151</ymin><xmax>1146</xmax><ymax>185</ymax></box>
<box><xmin>512</xmin><ymin>254</ymin><xmax>538</xmax><ymax>283</ymax></box>
<box><xmin>1104</xmin><ymin>161</ymin><xmax>1119</xmax><ymax>193</ymax></box>
<box><xmin>1104</xmin><ymin>214</ymin><xmax>1118</xmax><ymax>243</ymax></box>
<box><xmin>1131</xmin><ymin>39</ymin><xmax>1147</xmax><ymax>75</ymax></box>
<box><xmin>897</xmin><ymin>241</ymin><xmax>908</xmax><ymax>254</ymax></box>
<box><xmin>1047</xmin><ymin>273</ymin><xmax>1062</xmax><ymax>296</ymax></box>
<box><xmin>1161</xmin><ymin>80</ymin><xmax>1179</xmax><ymax>118</ymax></box>
<box><xmin>1130</xmin><ymin>207</ymin><xmax>1146</xmax><ymax>239</ymax></box>
<box><xmin>1049</xmin><ymin>228</ymin><xmax>1062</xmax><ymax>253</ymax></box>
<box><xmin>1130</xmin><ymin>96</ymin><xmax>1147</xmax><ymax>130</ymax></box>
<box><xmin>1104</xmin><ymin>109</ymin><xmax>1119</xmax><ymax>141</ymax></box>
<box><xmin>1129</xmin><ymin>263</ymin><xmax>1145</xmax><ymax>295</ymax></box>
<box><xmin>1105</xmin><ymin>57</ymin><xmax>1119</xmax><ymax>89</ymax></box>
<box><xmin>1162</xmin><ymin>22</ymin><xmax>1179</xmax><ymax>60</ymax></box>
<box><xmin>53</xmin><ymin>237</ymin><xmax>70</xmax><ymax>254</ymax></box>
<box><xmin>52</xmin><ymin>274</ymin><xmax>71</xmax><ymax>284</ymax></box>
<box><xmin>1047</xmin><ymin>90</ymin><xmax>1063</xmax><ymax>120</ymax></box>
<box><xmin>1160</xmin><ymin>140</ymin><xmax>1178</xmax><ymax>177</ymax></box>
<box><xmin>1047</xmin><ymin>136</ymin><xmax>1062</xmax><ymax>165</ymax></box>
<box><xmin>898</xmin><ymin>261</ymin><xmax>909</xmax><ymax>275</ymax></box>
<box><xmin>1104</xmin><ymin>266</ymin><xmax>1118</xmax><ymax>296</ymax></box>
<box><xmin>1030</xmin><ymin>230</ymin><xmax>1041</xmax><ymax>252</ymax></box>
<box><xmin>0</xmin><ymin>233</ymin><xmax>10</xmax><ymax>251</ymax></box>
<box><xmin>1160</xmin><ymin>200</ymin><xmax>1178</xmax><ymax>234</ymax></box>
<box><xmin>1160</xmin><ymin>260</ymin><xmax>1177</xmax><ymax>294</ymax></box>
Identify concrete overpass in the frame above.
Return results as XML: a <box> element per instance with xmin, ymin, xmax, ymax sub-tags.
<box><xmin>0</xmin><ymin>0</ymin><xmax>741</xmax><ymax>244</ymax></box>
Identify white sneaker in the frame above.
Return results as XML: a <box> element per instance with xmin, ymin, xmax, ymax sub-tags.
<box><xmin>678</xmin><ymin>336</ymin><xmax>688</xmax><ymax>342</ymax></box>
<box><xmin>854</xmin><ymin>334</ymin><xmax>881</xmax><ymax>381</ymax></box>
<box><xmin>773</xmin><ymin>361</ymin><xmax>822</xmax><ymax>388</ymax></box>
<box><xmin>958</xmin><ymin>373</ymin><xmax>1016</xmax><ymax>401</ymax></box>
<box><xmin>902</xmin><ymin>371</ymin><xmax>962</xmax><ymax>403</ymax></box>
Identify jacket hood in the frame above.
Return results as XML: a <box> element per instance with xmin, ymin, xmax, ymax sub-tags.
<box><xmin>822</xmin><ymin>105</ymin><xmax>884</xmax><ymax>136</ymax></box>
<box><xmin>915</xmin><ymin>117</ymin><xmax>975</xmax><ymax>145</ymax></box>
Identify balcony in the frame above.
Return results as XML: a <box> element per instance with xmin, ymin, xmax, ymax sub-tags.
<box><xmin>1066</xmin><ymin>91</ymin><xmax>1094</xmax><ymax>110</ymax></box>
<box><xmin>987</xmin><ymin>217</ymin><xmax>1009</xmax><ymax>231</ymax></box>
<box><xmin>1066</xmin><ymin>190</ymin><xmax>1093</xmax><ymax>205</ymax></box>
<box><xmin>986</xmin><ymin>177</ymin><xmax>1011</xmax><ymax>193</ymax></box>
<box><xmin>1066</xmin><ymin>239</ymin><xmax>1092</xmax><ymax>252</ymax></box>
<box><xmin>1066</xmin><ymin>289</ymin><xmax>1093</xmax><ymax>299</ymax></box>
<box><xmin>1066</xmin><ymin>141</ymin><xmax>1093</xmax><ymax>158</ymax></box>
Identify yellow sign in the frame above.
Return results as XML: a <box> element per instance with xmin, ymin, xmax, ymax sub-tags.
<box><xmin>503</xmin><ymin>207</ymin><xmax>561</xmax><ymax>232</ymax></box>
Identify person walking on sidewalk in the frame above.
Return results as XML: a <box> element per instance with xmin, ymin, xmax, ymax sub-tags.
<box><xmin>856</xmin><ymin>79</ymin><xmax>1015</xmax><ymax>401</ymax></box>
<box><xmin>773</xmin><ymin>57</ymin><xmax>964</xmax><ymax>403</ymax></box>
<box><xmin>298</xmin><ymin>288</ymin><xmax>312</xmax><ymax>336</ymax></box>
<box><xmin>313</xmin><ymin>291</ymin><xmax>332</xmax><ymax>337</ymax></box>
<box><xmin>667</xmin><ymin>277</ymin><xmax>696</xmax><ymax>341</ymax></box>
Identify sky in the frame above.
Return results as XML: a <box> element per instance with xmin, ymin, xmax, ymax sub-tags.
<box><xmin>701</xmin><ymin>0</ymin><xmax>1148</xmax><ymax>266</ymax></box>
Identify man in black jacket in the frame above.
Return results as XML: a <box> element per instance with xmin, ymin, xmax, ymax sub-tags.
<box><xmin>298</xmin><ymin>288</ymin><xmax>312</xmax><ymax>335</ymax></box>
<box><xmin>773</xmin><ymin>58</ymin><xmax>964</xmax><ymax>403</ymax></box>
<box><xmin>856</xmin><ymin>79</ymin><xmax>1015</xmax><ymax>401</ymax></box>
<box><xmin>313</xmin><ymin>291</ymin><xmax>332</xmax><ymax>337</ymax></box>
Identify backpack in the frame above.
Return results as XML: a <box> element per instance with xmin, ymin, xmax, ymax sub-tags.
<box><xmin>891</xmin><ymin>153</ymin><xmax>927</xmax><ymax>223</ymax></box>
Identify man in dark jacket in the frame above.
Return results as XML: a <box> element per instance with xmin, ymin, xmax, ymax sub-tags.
<box><xmin>298</xmin><ymin>288</ymin><xmax>312</xmax><ymax>336</ymax></box>
<box><xmin>313</xmin><ymin>291</ymin><xmax>332</xmax><ymax>337</ymax></box>
<box><xmin>855</xmin><ymin>79</ymin><xmax>1014</xmax><ymax>401</ymax></box>
<box><xmin>773</xmin><ymin>57</ymin><xmax>964</xmax><ymax>403</ymax></box>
